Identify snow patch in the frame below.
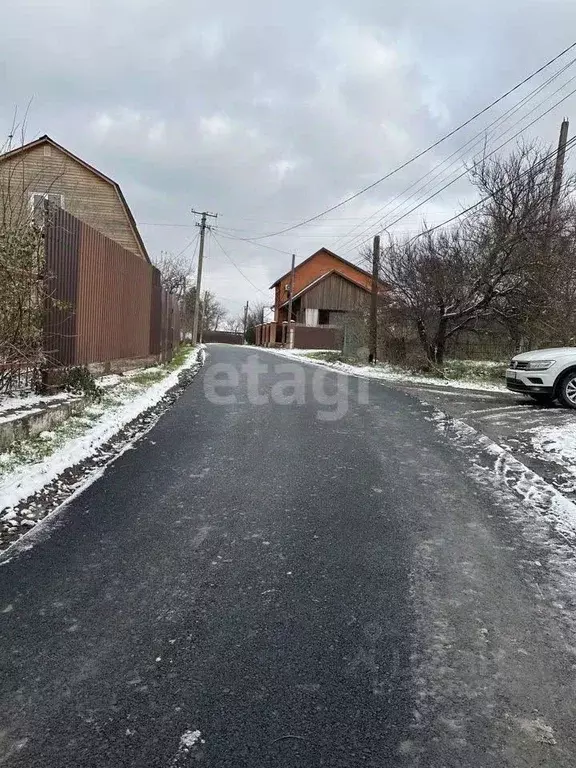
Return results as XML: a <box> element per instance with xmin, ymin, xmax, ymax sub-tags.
<box><xmin>0</xmin><ymin>391</ymin><xmax>73</xmax><ymax>417</ymax></box>
<box><xmin>170</xmin><ymin>729</ymin><xmax>205</xmax><ymax>766</ymax></box>
<box><xmin>264</xmin><ymin>348</ymin><xmax>508</xmax><ymax>393</ymax></box>
<box><xmin>531</xmin><ymin>422</ymin><xmax>576</xmax><ymax>477</ymax></box>
<box><xmin>432</xmin><ymin>411</ymin><xmax>576</xmax><ymax>540</ymax></box>
<box><xmin>180</xmin><ymin>730</ymin><xmax>203</xmax><ymax>748</ymax></box>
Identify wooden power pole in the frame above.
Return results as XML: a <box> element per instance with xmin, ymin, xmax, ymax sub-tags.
<box><xmin>199</xmin><ymin>289</ymin><xmax>208</xmax><ymax>344</ymax></box>
<box><xmin>191</xmin><ymin>209</ymin><xmax>218</xmax><ymax>345</ymax></box>
<box><xmin>243</xmin><ymin>300</ymin><xmax>249</xmax><ymax>343</ymax></box>
<box><xmin>286</xmin><ymin>253</ymin><xmax>296</xmax><ymax>349</ymax></box>
<box><xmin>369</xmin><ymin>235</ymin><xmax>380</xmax><ymax>363</ymax></box>
<box><xmin>550</xmin><ymin>118</ymin><xmax>569</xmax><ymax>216</ymax></box>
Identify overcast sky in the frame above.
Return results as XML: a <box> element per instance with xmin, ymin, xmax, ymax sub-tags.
<box><xmin>1</xmin><ymin>0</ymin><xmax>575</xmax><ymax>320</ymax></box>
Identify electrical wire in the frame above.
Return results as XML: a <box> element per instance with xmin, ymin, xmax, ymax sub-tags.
<box><xmin>232</xmin><ymin>41</ymin><xmax>576</xmax><ymax>240</ymax></box>
<box><xmin>335</xmin><ymin>56</ymin><xmax>576</xmax><ymax>253</ymax></box>
<box><xmin>217</xmin><ymin>230</ymin><xmax>294</xmax><ymax>256</ymax></box>
<box><xmin>172</xmin><ymin>229</ymin><xmax>200</xmax><ymax>261</ymax></box>
<box><xmin>353</xmin><ymin>135</ymin><xmax>576</xmax><ymax>263</ymax></box>
<box><xmin>210</xmin><ymin>232</ymin><xmax>270</xmax><ymax>296</ymax></box>
<box><xmin>345</xmin><ymin>82</ymin><xmax>576</xmax><ymax>257</ymax></box>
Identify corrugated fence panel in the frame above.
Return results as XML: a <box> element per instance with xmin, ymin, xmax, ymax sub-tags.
<box><xmin>44</xmin><ymin>207</ymin><xmax>81</xmax><ymax>365</ymax></box>
<box><xmin>149</xmin><ymin>267</ymin><xmax>162</xmax><ymax>356</ymax></box>
<box><xmin>76</xmin><ymin>220</ymin><xmax>153</xmax><ymax>365</ymax></box>
<box><xmin>202</xmin><ymin>331</ymin><xmax>243</xmax><ymax>344</ymax></box>
<box><xmin>293</xmin><ymin>325</ymin><xmax>343</xmax><ymax>350</ymax></box>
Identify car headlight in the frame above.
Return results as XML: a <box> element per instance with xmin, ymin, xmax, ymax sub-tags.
<box><xmin>525</xmin><ymin>360</ymin><xmax>556</xmax><ymax>370</ymax></box>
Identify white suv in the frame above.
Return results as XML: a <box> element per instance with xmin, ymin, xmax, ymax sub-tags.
<box><xmin>506</xmin><ymin>347</ymin><xmax>576</xmax><ymax>408</ymax></box>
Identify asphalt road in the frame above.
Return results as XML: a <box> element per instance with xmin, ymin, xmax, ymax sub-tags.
<box><xmin>1</xmin><ymin>345</ymin><xmax>576</xmax><ymax>767</ymax></box>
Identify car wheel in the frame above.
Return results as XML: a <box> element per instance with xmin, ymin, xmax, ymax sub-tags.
<box><xmin>557</xmin><ymin>372</ymin><xmax>576</xmax><ymax>409</ymax></box>
<box><xmin>529</xmin><ymin>393</ymin><xmax>554</xmax><ymax>405</ymax></box>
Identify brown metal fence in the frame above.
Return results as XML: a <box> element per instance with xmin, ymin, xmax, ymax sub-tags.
<box><xmin>293</xmin><ymin>325</ymin><xmax>343</xmax><ymax>350</ymax></box>
<box><xmin>44</xmin><ymin>208</ymin><xmax>81</xmax><ymax>366</ymax></box>
<box><xmin>202</xmin><ymin>331</ymin><xmax>244</xmax><ymax>344</ymax></box>
<box><xmin>75</xmin><ymin>223</ymin><xmax>153</xmax><ymax>364</ymax></box>
<box><xmin>44</xmin><ymin>208</ymin><xmax>180</xmax><ymax>371</ymax></box>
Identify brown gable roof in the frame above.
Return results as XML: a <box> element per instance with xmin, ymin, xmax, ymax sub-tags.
<box><xmin>277</xmin><ymin>268</ymin><xmax>373</xmax><ymax>308</ymax></box>
<box><xmin>269</xmin><ymin>247</ymin><xmax>373</xmax><ymax>289</ymax></box>
<box><xmin>0</xmin><ymin>135</ymin><xmax>150</xmax><ymax>263</ymax></box>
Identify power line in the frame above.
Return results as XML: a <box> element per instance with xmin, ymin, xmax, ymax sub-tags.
<box><xmin>234</xmin><ymin>41</ymin><xmax>576</xmax><ymax>240</ymax></box>
<box><xmin>139</xmin><ymin>217</ymin><xmax>414</xmax><ymax>227</ymax></box>
<box><xmin>217</xmin><ymin>230</ymin><xmax>294</xmax><ymax>256</ymax></box>
<box><xmin>210</xmin><ymin>232</ymin><xmax>270</xmax><ymax>296</ymax></box>
<box><xmin>172</xmin><ymin>230</ymin><xmax>200</xmax><ymax>260</ymax></box>
<box><xmin>336</xmin><ymin>56</ymin><xmax>576</xmax><ymax>253</ymax></box>
<box><xmin>368</xmin><ymin>135</ymin><xmax>576</xmax><ymax>256</ymax></box>
<box><xmin>346</xmin><ymin>82</ymin><xmax>576</xmax><ymax>256</ymax></box>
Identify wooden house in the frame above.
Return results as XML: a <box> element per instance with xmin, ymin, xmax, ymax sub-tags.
<box><xmin>0</xmin><ymin>135</ymin><xmax>149</xmax><ymax>261</ymax></box>
<box><xmin>257</xmin><ymin>248</ymin><xmax>385</xmax><ymax>349</ymax></box>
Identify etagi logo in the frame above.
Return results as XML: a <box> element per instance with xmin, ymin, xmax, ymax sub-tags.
<box><xmin>202</xmin><ymin>354</ymin><xmax>369</xmax><ymax>421</ymax></box>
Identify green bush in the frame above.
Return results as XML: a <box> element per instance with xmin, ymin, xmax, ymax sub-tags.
<box><xmin>62</xmin><ymin>366</ymin><xmax>104</xmax><ymax>401</ymax></box>
<box><xmin>431</xmin><ymin>359</ymin><xmax>506</xmax><ymax>382</ymax></box>
<box><xmin>305</xmin><ymin>351</ymin><xmax>345</xmax><ymax>363</ymax></box>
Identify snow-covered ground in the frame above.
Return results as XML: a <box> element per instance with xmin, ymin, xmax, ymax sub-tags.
<box><xmin>0</xmin><ymin>368</ymin><xmax>160</xmax><ymax>422</ymax></box>
<box><xmin>531</xmin><ymin>423</ymin><xmax>576</xmax><ymax>483</ymax></box>
<box><xmin>0</xmin><ymin>391</ymin><xmax>76</xmax><ymax>421</ymax></box>
<box><xmin>0</xmin><ymin>347</ymin><xmax>203</xmax><ymax>515</ymax></box>
<box><xmin>267</xmin><ymin>348</ymin><xmax>508</xmax><ymax>392</ymax></box>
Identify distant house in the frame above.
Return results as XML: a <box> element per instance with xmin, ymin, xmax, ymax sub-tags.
<box><xmin>256</xmin><ymin>247</ymin><xmax>385</xmax><ymax>349</ymax></box>
<box><xmin>0</xmin><ymin>135</ymin><xmax>149</xmax><ymax>261</ymax></box>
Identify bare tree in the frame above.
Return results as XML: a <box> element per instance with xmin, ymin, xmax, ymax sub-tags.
<box><xmin>467</xmin><ymin>141</ymin><xmax>576</xmax><ymax>347</ymax></box>
<box><xmin>224</xmin><ymin>316</ymin><xmax>244</xmax><ymax>334</ymax></box>
<box><xmin>0</xmin><ymin>124</ymin><xmax>56</xmax><ymax>393</ymax></box>
<box><xmin>153</xmin><ymin>250</ymin><xmax>193</xmax><ymax>297</ymax></box>
<box><xmin>181</xmin><ymin>288</ymin><xmax>227</xmax><ymax>335</ymax></box>
<box><xmin>376</xmin><ymin>141</ymin><xmax>576</xmax><ymax>366</ymax></box>
<box><xmin>242</xmin><ymin>302</ymin><xmax>266</xmax><ymax>343</ymax></box>
<box><xmin>380</xmin><ymin>225</ymin><xmax>515</xmax><ymax>366</ymax></box>
<box><xmin>202</xmin><ymin>291</ymin><xmax>227</xmax><ymax>331</ymax></box>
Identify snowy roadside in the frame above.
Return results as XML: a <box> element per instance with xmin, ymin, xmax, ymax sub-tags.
<box><xmin>265</xmin><ymin>347</ymin><xmax>508</xmax><ymax>393</ymax></box>
<box><xmin>0</xmin><ymin>346</ymin><xmax>205</xmax><ymax>552</ymax></box>
<box><xmin>528</xmin><ymin>422</ymin><xmax>576</xmax><ymax>494</ymax></box>
<box><xmin>0</xmin><ymin>391</ymin><xmax>74</xmax><ymax>421</ymax></box>
<box><xmin>429</xmin><ymin>408</ymin><xmax>576</xmax><ymax>642</ymax></box>
<box><xmin>0</xmin><ymin>366</ymin><xmax>165</xmax><ymax>424</ymax></box>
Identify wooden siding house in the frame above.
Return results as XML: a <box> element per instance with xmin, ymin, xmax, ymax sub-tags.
<box><xmin>0</xmin><ymin>136</ymin><xmax>182</xmax><ymax>381</ymax></box>
<box><xmin>0</xmin><ymin>135</ymin><xmax>149</xmax><ymax>261</ymax></box>
<box><xmin>256</xmin><ymin>248</ymin><xmax>385</xmax><ymax>349</ymax></box>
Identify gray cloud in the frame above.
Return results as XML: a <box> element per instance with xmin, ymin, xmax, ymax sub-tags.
<box><xmin>1</xmin><ymin>0</ymin><xmax>575</xmax><ymax>315</ymax></box>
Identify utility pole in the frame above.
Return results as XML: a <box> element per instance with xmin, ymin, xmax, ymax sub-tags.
<box><xmin>550</xmin><ymin>118</ymin><xmax>569</xmax><ymax>217</ymax></box>
<box><xmin>199</xmin><ymin>289</ymin><xmax>208</xmax><ymax>344</ymax></box>
<box><xmin>286</xmin><ymin>253</ymin><xmax>296</xmax><ymax>349</ymax></box>
<box><xmin>191</xmin><ymin>209</ymin><xmax>218</xmax><ymax>345</ymax></box>
<box><xmin>543</xmin><ymin>119</ymin><xmax>569</xmax><ymax>260</ymax></box>
<box><xmin>243</xmin><ymin>300</ymin><xmax>249</xmax><ymax>343</ymax></box>
<box><xmin>369</xmin><ymin>235</ymin><xmax>380</xmax><ymax>364</ymax></box>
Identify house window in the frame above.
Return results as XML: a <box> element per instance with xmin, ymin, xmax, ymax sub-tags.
<box><xmin>304</xmin><ymin>308</ymin><xmax>319</xmax><ymax>326</ymax></box>
<box><xmin>30</xmin><ymin>193</ymin><xmax>64</xmax><ymax>226</ymax></box>
<box><xmin>318</xmin><ymin>309</ymin><xmax>330</xmax><ymax>325</ymax></box>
